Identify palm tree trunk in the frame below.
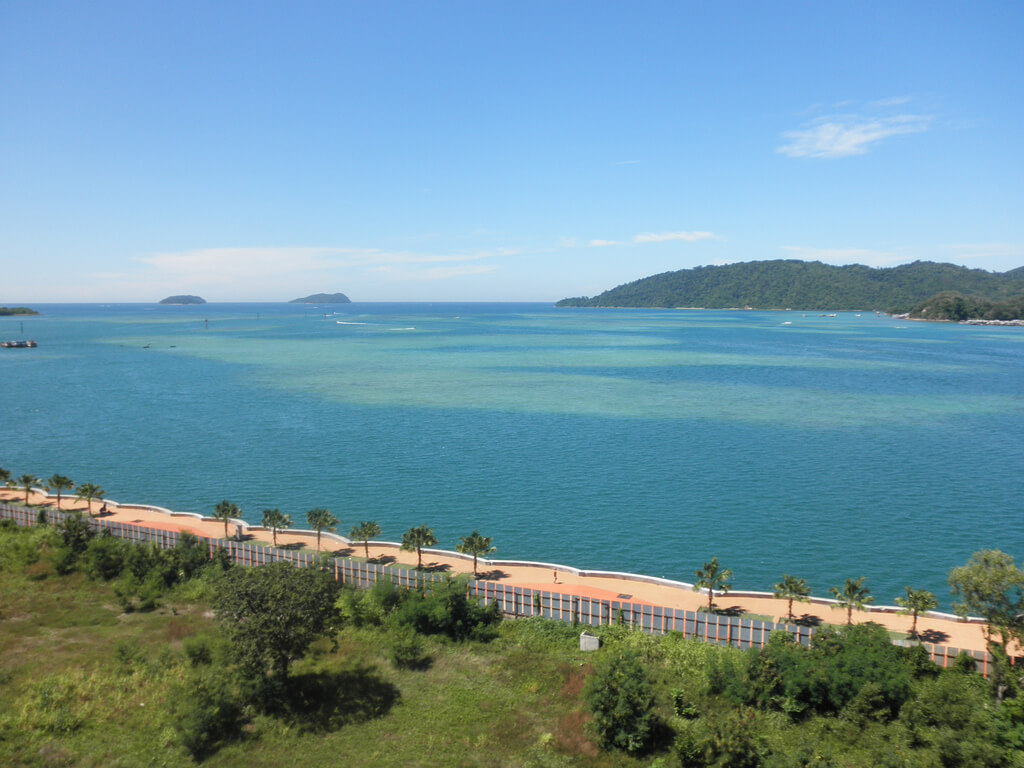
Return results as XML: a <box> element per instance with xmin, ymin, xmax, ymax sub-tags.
<box><xmin>272</xmin><ymin>526</ymin><xmax>277</xmax><ymax>547</ymax></box>
<box><xmin>473</xmin><ymin>554</ymin><xmax>478</xmax><ymax>577</ymax></box>
<box><xmin>787</xmin><ymin>598</ymin><xmax>794</xmax><ymax>622</ymax></box>
<box><xmin>417</xmin><ymin>545</ymin><xmax>422</xmax><ymax>569</ymax></box>
<box><xmin>364</xmin><ymin>541</ymin><xmax>370</xmax><ymax>560</ymax></box>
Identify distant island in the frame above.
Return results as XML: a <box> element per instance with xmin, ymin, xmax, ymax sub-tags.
<box><xmin>0</xmin><ymin>306</ymin><xmax>39</xmax><ymax>316</ymax></box>
<box><xmin>289</xmin><ymin>292</ymin><xmax>351</xmax><ymax>304</ymax></box>
<box><xmin>557</xmin><ymin>260</ymin><xmax>1024</xmax><ymax>319</ymax></box>
<box><xmin>159</xmin><ymin>295</ymin><xmax>206</xmax><ymax>305</ymax></box>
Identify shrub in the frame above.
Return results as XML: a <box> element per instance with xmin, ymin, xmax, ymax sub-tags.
<box><xmin>167</xmin><ymin>668</ymin><xmax>244</xmax><ymax>760</ymax></box>
<box><xmin>83</xmin><ymin>535</ymin><xmax>131</xmax><ymax>581</ymax></box>
<box><xmin>390</xmin><ymin>578</ymin><xmax>501</xmax><ymax>641</ymax></box>
<box><xmin>183</xmin><ymin>636</ymin><xmax>214</xmax><ymax>667</ymax></box>
<box><xmin>390</xmin><ymin>628</ymin><xmax>430</xmax><ymax>670</ymax></box>
<box><xmin>700</xmin><ymin>708</ymin><xmax>766</xmax><ymax>767</ymax></box>
<box><xmin>583</xmin><ymin>649</ymin><xmax>656</xmax><ymax>754</ymax></box>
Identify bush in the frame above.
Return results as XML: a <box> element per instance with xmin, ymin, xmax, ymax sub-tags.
<box><xmin>389</xmin><ymin>628</ymin><xmax>430</xmax><ymax>670</ymax></box>
<box><xmin>168</xmin><ymin>668</ymin><xmax>245</xmax><ymax>761</ymax></box>
<box><xmin>83</xmin><ymin>535</ymin><xmax>131</xmax><ymax>581</ymax></box>
<box><xmin>744</xmin><ymin>624</ymin><xmax>913</xmax><ymax>720</ymax></box>
<box><xmin>700</xmin><ymin>708</ymin><xmax>766</xmax><ymax>767</ymax></box>
<box><xmin>584</xmin><ymin>649</ymin><xmax>657</xmax><ymax>754</ymax></box>
<box><xmin>389</xmin><ymin>578</ymin><xmax>501</xmax><ymax>641</ymax></box>
<box><xmin>183</xmin><ymin>636</ymin><xmax>214</xmax><ymax>667</ymax></box>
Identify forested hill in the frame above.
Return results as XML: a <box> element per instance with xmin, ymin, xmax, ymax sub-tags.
<box><xmin>556</xmin><ymin>260</ymin><xmax>1024</xmax><ymax>312</ymax></box>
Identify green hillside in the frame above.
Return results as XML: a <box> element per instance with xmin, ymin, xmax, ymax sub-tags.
<box><xmin>556</xmin><ymin>260</ymin><xmax>1024</xmax><ymax>313</ymax></box>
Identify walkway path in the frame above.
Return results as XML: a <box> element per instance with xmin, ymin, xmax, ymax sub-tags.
<box><xmin>1</xmin><ymin>488</ymin><xmax>992</xmax><ymax>655</ymax></box>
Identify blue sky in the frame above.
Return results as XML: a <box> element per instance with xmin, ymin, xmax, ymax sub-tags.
<box><xmin>2</xmin><ymin>1</ymin><xmax>1022</xmax><ymax>302</ymax></box>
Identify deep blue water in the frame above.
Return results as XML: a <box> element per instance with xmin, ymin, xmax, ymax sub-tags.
<box><xmin>2</xmin><ymin>302</ymin><xmax>1022</xmax><ymax>609</ymax></box>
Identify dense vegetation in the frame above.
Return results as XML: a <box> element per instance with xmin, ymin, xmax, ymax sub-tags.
<box><xmin>906</xmin><ymin>291</ymin><xmax>1024</xmax><ymax>322</ymax></box>
<box><xmin>556</xmin><ymin>260</ymin><xmax>1024</xmax><ymax>314</ymax></box>
<box><xmin>289</xmin><ymin>292</ymin><xmax>351</xmax><ymax>303</ymax></box>
<box><xmin>159</xmin><ymin>295</ymin><xmax>206</xmax><ymax>304</ymax></box>
<box><xmin>2</xmin><ymin>519</ymin><xmax>1023</xmax><ymax>767</ymax></box>
<box><xmin>0</xmin><ymin>306</ymin><xmax>39</xmax><ymax>316</ymax></box>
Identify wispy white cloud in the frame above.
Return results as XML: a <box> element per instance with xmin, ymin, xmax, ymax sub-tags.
<box><xmin>366</xmin><ymin>263</ymin><xmax>499</xmax><ymax>281</ymax></box>
<box><xmin>941</xmin><ymin>243</ymin><xmax>1024</xmax><ymax>269</ymax></box>
<box><xmin>869</xmin><ymin>95</ymin><xmax>913</xmax><ymax>108</ymax></box>
<box><xmin>632</xmin><ymin>231</ymin><xmax>717</xmax><ymax>244</ymax></box>
<box><xmin>778</xmin><ymin>98</ymin><xmax>931</xmax><ymax>159</ymax></box>
<box><xmin>136</xmin><ymin>246</ymin><xmax>488</xmax><ymax>276</ymax></box>
<box><xmin>586</xmin><ymin>231</ymin><xmax>719</xmax><ymax>247</ymax></box>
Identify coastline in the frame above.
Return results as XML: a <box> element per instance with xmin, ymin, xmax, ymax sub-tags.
<box><xmin>0</xmin><ymin>486</ymin><xmax>997</xmax><ymax>657</ymax></box>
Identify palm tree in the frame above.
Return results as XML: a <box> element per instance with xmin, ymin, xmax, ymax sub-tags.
<box><xmin>401</xmin><ymin>525</ymin><xmax>437</xmax><ymax>570</ymax></box>
<box><xmin>349</xmin><ymin>521</ymin><xmax>381</xmax><ymax>560</ymax></box>
<box><xmin>830</xmin><ymin>577</ymin><xmax>873</xmax><ymax>625</ymax></box>
<box><xmin>693</xmin><ymin>557</ymin><xmax>732</xmax><ymax>614</ymax></box>
<box><xmin>75</xmin><ymin>483</ymin><xmax>105</xmax><ymax>517</ymax></box>
<box><xmin>895</xmin><ymin>586</ymin><xmax>938</xmax><ymax>637</ymax></box>
<box><xmin>773</xmin><ymin>574</ymin><xmax>811</xmax><ymax>623</ymax></box>
<box><xmin>306</xmin><ymin>508</ymin><xmax>338</xmax><ymax>552</ymax></box>
<box><xmin>46</xmin><ymin>475</ymin><xmax>74</xmax><ymax>509</ymax></box>
<box><xmin>16</xmin><ymin>474</ymin><xmax>40</xmax><ymax>506</ymax></box>
<box><xmin>261</xmin><ymin>508</ymin><xmax>291</xmax><ymax>547</ymax></box>
<box><xmin>456</xmin><ymin>530</ymin><xmax>496</xmax><ymax>577</ymax></box>
<box><xmin>0</xmin><ymin>468</ymin><xmax>10</xmax><ymax>487</ymax></box>
<box><xmin>213</xmin><ymin>500</ymin><xmax>241</xmax><ymax>539</ymax></box>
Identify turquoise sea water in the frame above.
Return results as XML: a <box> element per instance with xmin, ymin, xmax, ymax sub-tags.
<box><xmin>2</xmin><ymin>303</ymin><xmax>1022</xmax><ymax>609</ymax></box>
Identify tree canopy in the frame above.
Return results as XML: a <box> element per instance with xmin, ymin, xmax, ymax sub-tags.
<box><xmin>213</xmin><ymin>561</ymin><xmax>340</xmax><ymax>679</ymax></box>
<box><xmin>556</xmin><ymin>259</ymin><xmax>1024</xmax><ymax>313</ymax></box>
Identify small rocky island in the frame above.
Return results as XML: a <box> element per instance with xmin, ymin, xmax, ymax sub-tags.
<box><xmin>289</xmin><ymin>292</ymin><xmax>351</xmax><ymax>304</ymax></box>
<box><xmin>0</xmin><ymin>306</ymin><xmax>39</xmax><ymax>316</ymax></box>
<box><xmin>159</xmin><ymin>295</ymin><xmax>206</xmax><ymax>305</ymax></box>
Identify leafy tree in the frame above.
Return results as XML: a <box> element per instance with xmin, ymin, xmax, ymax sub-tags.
<box><xmin>583</xmin><ymin>649</ymin><xmax>656</xmax><ymax>754</ymax></box>
<box><xmin>305</xmin><ymin>508</ymin><xmax>337</xmax><ymax>552</ymax></box>
<box><xmin>455</xmin><ymin>530</ymin><xmax>496</xmax><ymax>577</ymax></box>
<box><xmin>390</xmin><ymin>577</ymin><xmax>501</xmax><ymax>640</ymax></box>
<box><xmin>829</xmin><ymin>577</ymin><xmax>873</xmax><ymax>625</ymax></box>
<box><xmin>948</xmin><ymin>549</ymin><xmax>1024</xmax><ymax>651</ymax></box>
<box><xmin>212</xmin><ymin>560</ymin><xmax>339</xmax><ymax>680</ymax></box>
<box><xmin>0</xmin><ymin>467</ymin><xmax>9</xmax><ymax>486</ymax></box>
<box><xmin>212</xmin><ymin>500</ymin><xmax>240</xmax><ymax>539</ymax></box>
<box><xmin>349</xmin><ymin>520</ymin><xmax>381</xmax><ymax>560</ymax></box>
<box><xmin>75</xmin><ymin>483</ymin><xmax>104</xmax><ymax>517</ymax></box>
<box><xmin>894</xmin><ymin>586</ymin><xmax>938</xmax><ymax>637</ymax></box>
<box><xmin>401</xmin><ymin>525</ymin><xmax>438</xmax><ymax>569</ymax></box>
<box><xmin>16</xmin><ymin>474</ymin><xmax>40</xmax><ymax>506</ymax></box>
<box><xmin>693</xmin><ymin>557</ymin><xmax>732</xmax><ymax>613</ymax></box>
<box><xmin>260</xmin><ymin>508</ymin><xmax>291</xmax><ymax>547</ymax></box>
<box><xmin>45</xmin><ymin>475</ymin><xmax>74</xmax><ymax>509</ymax></box>
<box><xmin>773</xmin><ymin>574</ymin><xmax>811</xmax><ymax>622</ymax></box>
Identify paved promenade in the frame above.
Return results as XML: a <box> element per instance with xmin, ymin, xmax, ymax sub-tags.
<box><xmin>1</xmin><ymin>488</ymin><xmax>993</xmax><ymax>655</ymax></box>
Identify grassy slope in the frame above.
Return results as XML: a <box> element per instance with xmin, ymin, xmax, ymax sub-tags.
<box><xmin>0</xmin><ymin>548</ymin><xmax>638</xmax><ymax>768</ymax></box>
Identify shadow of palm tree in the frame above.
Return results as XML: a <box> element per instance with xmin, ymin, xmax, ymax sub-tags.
<box><xmin>277</xmin><ymin>666</ymin><xmax>400</xmax><ymax>732</ymax></box>
<box><xmin>794</xmin><ymin>613</ymin><xmax>822</xmax><ymax>627</ymax></box>
<box><xmin>330</xmin><ymin>547</ymin><xmax>355</xmax><ymax>557</ymax></box>
<box><xmin>475</xmin><ymin>569</ymin><xmax>509</xmax><ymax>581</ymax></box>
<box><xmin>371</xmin><ymin>555</ymin><xmax>396</xmax><ymax>565</ymax></box>
<box><xmin>420</xmin><ymin>562</ymin><xmax>451</xmax><ymax>573</ymax></box>
<box><xmin>918</xmin><ymin>628</ymin><xmax>950</xmax><ymax>644</ymax></box>
<box><xmin>715</xmin><ymin>605</ymin><xmax>744</xmax><ymax>617</ymax></box>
